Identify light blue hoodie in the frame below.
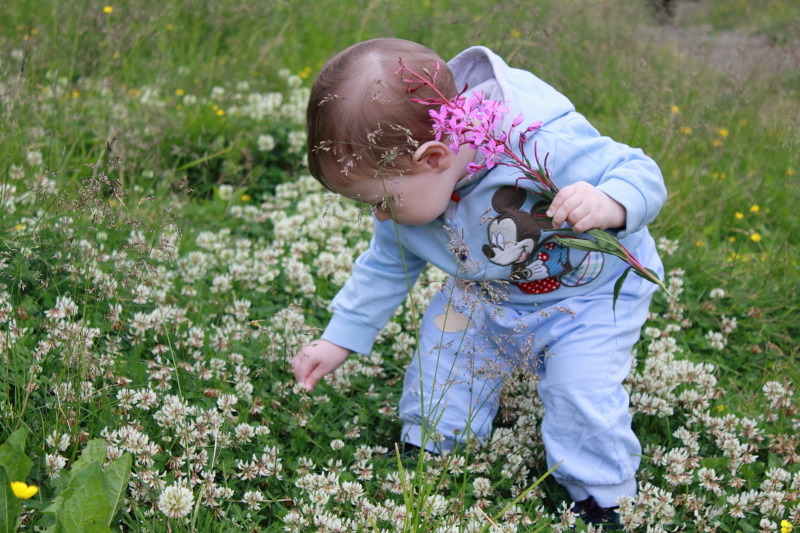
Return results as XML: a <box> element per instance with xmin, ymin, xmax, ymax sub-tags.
<box><xmin>322</xmin><ymin>46</ymin><xmax>667</xmax><ymax>355</ymax></box>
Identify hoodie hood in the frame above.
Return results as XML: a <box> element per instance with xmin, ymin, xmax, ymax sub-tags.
<box><xmin>448</xmin><ymin>46</ymin><xmax>575</xmax><ymax>131</ymax></box>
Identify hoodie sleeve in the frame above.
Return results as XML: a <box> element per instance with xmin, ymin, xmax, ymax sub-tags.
<box><xmin>546</xmin><ymin>113</ymin><xmax>667</xmax><ymax>239</ymax></box>
<box><xmin>321</xmin><ymin>217</ymin><xmax>427</xmax><ymax>355</ymax></box>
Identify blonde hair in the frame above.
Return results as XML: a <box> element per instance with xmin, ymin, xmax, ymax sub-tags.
<box><xmin>306</xmin><ymin>38</ymin><xmax>457</xmax><ymax>190</ymax></box>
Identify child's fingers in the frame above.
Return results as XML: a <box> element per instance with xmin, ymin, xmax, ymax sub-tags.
<box><xmin>303</xmin><ymin>365</ymin><xmax>328</xmax><ymax>392</ymax></box>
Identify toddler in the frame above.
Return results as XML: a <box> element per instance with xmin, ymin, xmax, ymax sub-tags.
<box><xmin>292</xmin><ymin>37</ymin><xmax>666</xmax><ymax>527</ymax></box>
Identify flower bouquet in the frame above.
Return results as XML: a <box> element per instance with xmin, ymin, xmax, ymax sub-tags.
<box><xmin>399</xmin><ymin>61</ymin><xmax>670</xmax><ymax>306</ymax></box>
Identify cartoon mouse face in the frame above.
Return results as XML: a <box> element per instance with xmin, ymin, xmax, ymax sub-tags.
<box><xmin>482</xmin><ymin>186</ymin><xmax>551</xmax><ymax>278</ymax></box>
<box><xmin>484</xmin><ymin>217</ymin><xmax>535</xmax><ymax>266</ymax></box>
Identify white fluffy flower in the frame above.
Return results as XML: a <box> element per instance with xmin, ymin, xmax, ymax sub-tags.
<box><xmin>158</xmin><ymin>484</ymin><xmax>193</xmax><ymax>519</ymax></box>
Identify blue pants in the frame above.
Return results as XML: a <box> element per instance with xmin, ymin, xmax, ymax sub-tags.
<box><xmin>399</xmin><ymin>266</ymin><xmax>657</xmax><ymax>507</ymax></box>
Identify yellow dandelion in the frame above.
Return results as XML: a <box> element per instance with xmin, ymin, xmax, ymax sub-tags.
<box><xmin>113</xmin><ymin>51</ymin><xmax>120</xmax><ymax>59</ymax></box>
<box><xmin>240</xmin><ymin>193</ymin><xmax>251</xmax><ymax>202</ymax></box>
<box><xmin>679</xmin><ymin>126</ymin><xmax>692</xmax><ymax>135</ymax></box>
<box><xmin>166</xmin><ymin>23</ymin><xmax>174</xmax><ymax>30</ymax></box>
<box><xmin>716</xmin><ymin>128</ymin><xmax>729</xmax><ymax>138</ymax></box>
<box><xmin>749</xmin><ymin>204</ymin><xmax>759</xmax><ymax>212</ymax></box>
<box><xmin>10</xmin><ymin>481</ymin><xmax>39</xmax><ymax>500</ymax></box>
<box><xmin>729</xmin><ymin>236</ymin><xmax>736</xmax><ymax>242</ymax></box>
<box><xmin>71</xmin><ymin>90</ymin><xmax>80</xmax><ymax>99</ymax></box>
<box><xmin>715</xmin><ymin>405</ymin><xmax>725</xmax><ymax>412</ymax></box>
<box><xmin>175</xmin><ymin>88</ymin><xmax>185</xmax><ymax>96</ymax></box>
<box><xmin>695</xmin><ymin>240</ymin><xmax>704</xmax><ymax>247</ymax></box>
<box><xmin>670</xmin><ymin>105</ymin><xmax>680</xmax><ymax>114</ymax></box>
<box><xmin>727</xmin><ymin>252</ymin><xmax>740</xmax><ymax>262</ymax></box>
<box><xmin>299</xmin><ymin>66</ymin><xmax>312</xmax><ymax>79</ymax></box>
<box><xmin>781</xmin><ymin>520</ymin><xmax>793</xmax><ymax>533</ymax></box>
<box><xmin>788</xmin><ymin>168</ymin><xmax>795</xmax><ymax>177</ymax></box>
<box><xmin>216</xmin><ymin>109</ymin><xmax>225</xmax><ymax>116</ymax></box>
<box><xmin>734</xmin><ymin>212</ymin><xmax>744</xmax><ymax>220</ymax></box>
<box><xmin>711</xmin><ymin>139</ymin><xmax>723</xmax><ymax>147</ymax></box>
<box><xmin>103</xmin><ymin>5</ymin><xmax>113</xmax><ymax>14</ymax></box>
<box><xmin>510</xmin><ymin>28</ymin><xmax>522</xmax><ymax>39</ymax></box>
<box><xmin>15</xmin><ymin>224</ymin><xmax>24</xmax><ymax>231</ymax></box>
<box><xmin>750</xmin><ymin>233</ymin><xmax>762</xmax><ymax>243</ymax></box>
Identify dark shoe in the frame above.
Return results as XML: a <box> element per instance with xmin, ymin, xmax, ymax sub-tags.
<box><xmin>574</xmin><ymin>496</ymin><xmax>621</xmax><ymax>530</ymax></box>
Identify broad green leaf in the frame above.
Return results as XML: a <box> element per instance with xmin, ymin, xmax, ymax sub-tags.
<box><xmin>58</xmin><ymin>463</ymin><xmax>112</xmax><ymax>533</ymax></box>
<box><xmin>0</xmin><ymin>437</ymin><xmax>33</xmax><ymax>484</ymax></box>
<box><xmin>0</xmin><ymin>467</ymin><xmax>22</xmax><ymax>533</ymax></box>
<box><xmin>69</xmin><ymin>440</ymin><xmax>107</xmax><ymax>478</ymax></box>
<box><xmin>103</xmin><ymin>453</ymin><xmax>132</xmax><ymax>525</ymax></box>
<box><xmin>4</xmin><ymin>429</ymin><xmax>28</xmax><ymax>453</ymax></box>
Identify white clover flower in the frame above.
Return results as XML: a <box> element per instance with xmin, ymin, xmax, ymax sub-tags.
<box><xmin>709</xmin><ymin>288</ymin><xmax>726</xmax><ymax>299</ymax></box>
<box><xmin>158</xmin><ymin>484</ymin><xmax>193</xmax><ymax>519</ymax></box>
<box><xmin>257</xmin><ymin>134</ymin><xmax>276</xmax><ymax>152</ymax></box>
<box><xmin>705</xmin><ymin>330</ymin><xmax>726</xmax><ymax>350</ymax></box>
<box><xmin>26</xmin><ymin>149</ymin><xmax>43</xmax><ymax>167</ymax></box>
<box><xmin>210</xmin><ymin>86</ymin><xmax>225</xmax><ymax>100</ymax></box>
<box><xmin>330</xmin><ymin>439</ymin><xmax>345</xmax><ymax>451</ymax></box>
<box><xmin>45</xmin><ymin>453</ymin><xmax>68</xmax><ymax>478</ymax></box>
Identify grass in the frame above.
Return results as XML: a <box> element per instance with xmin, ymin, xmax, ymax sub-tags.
<box><xmin>1</xmin><ymin>0</ymin><xmax>799</xmax><ymax>531</ymax></box>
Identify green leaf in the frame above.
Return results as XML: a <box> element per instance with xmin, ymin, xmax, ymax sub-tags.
<box><xmin>58</xmin><ymin>463</ymin><xmax>112</xmax><ymax>533</ymax></box>
<box><xmin>69</xmin><ymin>440</ymin><xmax>107</xmax><ymax>478</ymax></box>
<box><xmin>612</xmin><ymin>267</ymin><xmax>632</xmax><ymax>313</ymax></box>
<box><xmin>4</xmin><ymin>429</ymin><xmax>28</xmax><ymax>452</ymax></box>
<box><xmin>0</xmin><ymin>431</ymin><xmax>33</xmax><ymax>484</ymax></box>
<box><xmin>0</xmin><ymin>467</ymin><xmax>22</xmax><ymax>533</ymax></box>
<box><xmin>103</xmin><ymin>453</ymin><xmax>132</xmax><ymax>525</ymax></box>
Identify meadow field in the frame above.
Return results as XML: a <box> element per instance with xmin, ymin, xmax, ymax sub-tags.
<box><xmin>1</xmin><ymin>0</ymin><xmax>798</xmax><ymax>531</ymax></box>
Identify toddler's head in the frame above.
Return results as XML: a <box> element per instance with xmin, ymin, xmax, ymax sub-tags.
<box><xmin>306</xmin><ymin>38</ymin><xmax>457</xmax><ymax>191</ymax></box>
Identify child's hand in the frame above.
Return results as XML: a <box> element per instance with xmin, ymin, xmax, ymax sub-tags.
<box><xmin>292</xmin><ymin>339</ymin><xmax>351</xmax><ymax>392</ymax></box>
<box><xmin>547</xmin><ymin>182</ymin><xmax>626</xmax><ymax>233</ymax></box>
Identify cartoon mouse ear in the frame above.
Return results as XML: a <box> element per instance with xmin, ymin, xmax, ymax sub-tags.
<box><xmin>530</xmin><ymin>202</ymin><xmax>549</xmax><ymax>219</ymax></box>
<box><xmin>491</xmin><ymin>186</ymin><xmax>527</xmax><ymax>213</ymax></box>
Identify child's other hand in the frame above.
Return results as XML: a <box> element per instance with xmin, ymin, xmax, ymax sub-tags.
<box><xmin>547</xmin><ymin>182</ymin><xmax>626</xmax><ymax>234</ymax></box>
<box><xmin>292</xmin><ymin>339</ymin><xmax>351</xmax><ymax>392</ymax></box>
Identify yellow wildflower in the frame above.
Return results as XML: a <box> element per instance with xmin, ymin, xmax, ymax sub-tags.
<box><xmin>749</xmin><ymin>204</ymin><xmax>759</xmax><ymax>213</ymax></box>
<box><xmin>670</xmin><ymin>105</ymin><xmax>679</xmax><ymax>114</ymax></box>
<box><xmin>240</xmin><ymin>194</ymin><xmax>251</xmax><ymax>202</ymax></box>
<box><xmin>750</xmin><ymin>233</ymin><xmax>762</xmax><ymax>243</ymax></box>
<box><xmin>679</xmin><ymin>126</ymin><xmax>692</xmax><ymax>135</ymax></box>
<box><xmin>166</xmin><ymin>23</ymin><xmax>174</xmax><ymax>30</ymax></box>
<box><xmin>716</xmin><ymin>128</ymin><xmax>729</xmax><ymax>138</ymax></box>
<box><xmin>103</xmin><ymin>5</ymin><xmax>113</xmax><ymax>14</ymax></box>
<box><xmin>734</xmin><ymin>212</ymin><xmax>744</xmax><ymax>220</ymax></box>
<box><xmin>729</xmin><ymin>236</ymin><xmax>736</xmax><ymax>242</ymax></box>
<box><xmin>510</xmin><ymin>29</ymin><xmax>522</xmax><ymax>39</ymax></box>
<box><xmin>71</xmin><ymin>90</ymin><xmax>80</xmax><ymax>99</ymax></box>
<box><xmin>788</xmin><ymin>168</ymin><xmax>795</xmax><ymax>177</ymax></box>
<box><xmin>782</xmin><ymin>519</ymin><xmax>793</xmax><ymax>533</ymax></box>
<box><xmin>175</xmin><ymin>88</ymin><xmax>185</xmax><ymax>96</ymax></box>
<box><xmin>711</xmin><ymin>139</ymin><xmax>723</xmax><ymax>147</ymax></box>
<box><xmin>10</xmin><ymin>481</ymin><xmax>39</xmax><ymax>499</ymax></box>
<box><xmin>216</xmin><ymin>109</ymin><xmax>225</xmax><ymax>117</ymax></box>
<box><xmin>695</xmin><ymin>240</ymin><xmax>704</xmax><ymax>247</ymax></box>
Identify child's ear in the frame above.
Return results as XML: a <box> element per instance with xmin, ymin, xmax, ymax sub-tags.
<box><xmin>412</xmin><ymin>141</ymin><xmax>451</xmax><ymax>173</ymax></box>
